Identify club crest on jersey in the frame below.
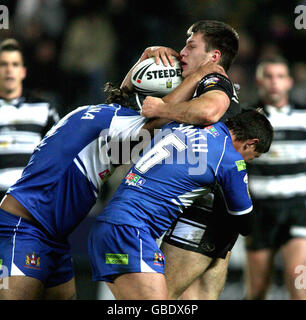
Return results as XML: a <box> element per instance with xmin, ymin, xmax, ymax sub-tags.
<box><xmin>203</xmin><ymin>77</ymin><xmax>219</xmax><ymax>88</ymax></box>
<box><xmin>25</xmin><ymin>252</ymin><xmax>40</xmax><ymax>270</ymax></box>
<box><xmin>125</xmin><ymin>172</ymin><xmax>146</xmax><ymax>188</ymax></box>
<box><xmin>154</xmin><ymin>252</ymin><xmax>164</xmax><ymax>266</ymax></box>
<box><xmin>205</xmin><ymin>125</ymin><xmax>219</xmax><ymax>137</ymax></box>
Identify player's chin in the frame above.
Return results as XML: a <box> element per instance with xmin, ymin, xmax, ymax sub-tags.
<box><xmin>181</xmin><ymin>67</ymin><xmax>190</xmax><ymax>79</ymax></box>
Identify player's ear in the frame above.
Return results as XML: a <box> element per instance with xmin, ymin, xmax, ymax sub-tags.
<box><xmin>211</xmin><ymin>50</ymin><xmax>221</xmax><ymax>63</ymax></box>
<box><xmin>244</xmin><ymin>138</ymin><xmax>259</xmax><ymax>150</ymax></box>
<box><xmin>21</xmin><ymin>66</ymin><xmax>27</xmax><ymax>81</ymax></box>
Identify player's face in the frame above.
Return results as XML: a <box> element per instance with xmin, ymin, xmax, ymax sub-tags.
<box><xmin>257</xmin><ymin>63</ymin><xmax>292</xmax><ymax>107</ymax></box>
<box><xmin>180</xmin><ymin>32</ymin><xmax>212</xmax><ymax>78</ymax></box>
<box><xmin>0</xmin><ymin>51</ymin><xmax>26</xmax><ymax>95</ymax></box>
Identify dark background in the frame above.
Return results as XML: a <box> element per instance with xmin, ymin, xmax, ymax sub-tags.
<box><xmin>1</xmin><ymin>0</ymin><xmax>305</xmax><ymax>299</ymax></box>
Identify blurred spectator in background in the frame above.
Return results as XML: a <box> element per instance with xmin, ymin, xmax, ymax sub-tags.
<box><xmin>107</xmin><ymin>0</ymin><xmax>189</xmax><ymax>83</ymax></box>
<box><xmin>244</xmin><ymin>56</ymin><xmax>306</xmax><ymax>300</ymax></box>
<box><xmin>59</xmin><ymin>7</ymin><xmax>117</xmax><ymax>112</ymax></box>
<box><xmin>10</xmin><ymin>0</ymin><xmax>66</xmax><ymax>116</ymax></box>
<box><xmin>0</xmin><ymin>39</ymin><xmax>59</xmax><ymax>201</ymax></box>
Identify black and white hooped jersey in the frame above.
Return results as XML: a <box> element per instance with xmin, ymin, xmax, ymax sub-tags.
<box><xmin>247</xmin><ymin>104</ymin><xmax>306</xmax><ymax>199</ymax></box>
<box><xmin>0</xmin><ymin>91</ymin><xmax>59</xmax><ymax>194</ymax></box>
<box><xmin>8</xmin><ymin>104</ymin><xmax>147</xmax><ymax>238</ymax></box>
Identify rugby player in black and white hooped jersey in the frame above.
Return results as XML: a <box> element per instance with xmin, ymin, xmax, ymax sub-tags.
<box><xmin>120</xmin><ymin>20</ymin><xmax>243</xmax><ymax>299</ymax></box>
<box><xmin>244</xmin><ymin>56</ymin><xmax>306</xmax><ymax>300</ymax></box>
<box><xmin>0</xmin><ymin>39</ymin><xmax>60</xmax><ymax>201</ymax></box>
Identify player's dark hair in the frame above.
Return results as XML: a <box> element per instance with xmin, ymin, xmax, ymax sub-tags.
<box><xmin>0</xmin><ymin>38</ymin><xmax>24</xmax><ymax>64</ymax></box>
<box><xmin>225</xmin><ymin>110</ymin><xmax>273</xmax><ymax>153</ymax></box>
<box><xmin>187</xmin><ymin>20</ymin><xmax>239</xmax><ymax>71</ymax></box>
<box><xmin>104</xmin><ymin>82</ymin><xmax>143</xmax><ymax>112</ymax></box>
<box><xmin>104</xmin><ymin>82</ymin><xmax>133</xmax><ymax>105</ymax></box>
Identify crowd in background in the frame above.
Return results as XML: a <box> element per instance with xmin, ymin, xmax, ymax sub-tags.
<box><xmin>1</xmin><ymin>0</ymin><xmax>305</xmax><ymax>117</ymax></box>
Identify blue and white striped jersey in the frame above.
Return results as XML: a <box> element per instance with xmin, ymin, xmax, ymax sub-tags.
<box><xmin>97</xmin><ymin>121</ymin><xmax>253</xmax><ymax>238</ymax></box>
<box><xmin>8</xmin><ymin>104</ymin><xmax>147</xmax><ymax>238</ymax></box>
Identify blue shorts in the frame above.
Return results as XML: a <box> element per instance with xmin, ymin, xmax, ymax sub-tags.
<box><xmin>88</xmin><ymin>221</ymin><xmax>165</xmax><ymax>283</ymax></box>
<box><xmin>0</xmin><ymin>209</ymin><xmax>74</xmax><ymax>288</ymax></box>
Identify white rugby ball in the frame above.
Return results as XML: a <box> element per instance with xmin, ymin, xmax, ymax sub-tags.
<box><xmin>131</xmin><ymin>57</ymin><xmax>182</xmax><ymax>97</ymax></box>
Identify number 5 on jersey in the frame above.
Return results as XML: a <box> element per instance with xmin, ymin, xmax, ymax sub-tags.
<box><xmin>135</xmin><ymin>133</ymin><xmax>187</xmax><ymax>174</ymax></box>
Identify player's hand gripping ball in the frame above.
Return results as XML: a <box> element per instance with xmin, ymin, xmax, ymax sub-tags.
<box><xmin>132</xmin><ymin>57</ymin><xmax>182</xmax><ymax>97</ymax></box>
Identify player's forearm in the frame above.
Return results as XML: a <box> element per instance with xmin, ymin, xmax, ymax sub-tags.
<box><xmin>158</xmin><ymin>94</ymin><xmax>228</xmax><ymax>125</ymax></box>
<box><xmin>141</xmin><ymin>118</ymin><xmax>169</xmax><ymax>135</ymax></box>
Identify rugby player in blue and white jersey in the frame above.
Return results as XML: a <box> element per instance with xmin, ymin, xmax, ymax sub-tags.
<box><xmin>0</xmin><ymin>60</ymin><xmax>217</xmax><ymax>300</ymax></box>
<box><xmin>88</xmin><ymin>110</ymin><xmax>273</xmax><ymax>299</ymax></box>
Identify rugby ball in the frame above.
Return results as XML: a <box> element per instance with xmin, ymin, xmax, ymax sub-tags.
<box><xmin>131</xmin><ymin>57</ymin><xmax>182</xmax><ymax>97</ymax></box>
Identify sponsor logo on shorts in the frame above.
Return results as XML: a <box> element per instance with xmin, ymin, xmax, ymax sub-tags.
<box><xmin>153</xmin><ymin>252</ymin><xmax>164</xmax><ymax>267</ymax></box>
<box><xmin>24</xmin><ymin>252</ymin><xmax>40</xmax><ymax>270</ymax></box>
<box><xmin>205</xmin><ymin>125</ymin><xmax>219</xmax><ymax>137</ymax></box>
<box><xmin>125</xmin><ymin>172</ymin><xmax>146</xmax><ymax>188</ymax></box>
<box><xmin>105</xmin><ymin>254</ymin><xmax>129</xmax><ymax>265</ymax></box>
<box><xmin>235</xmin><ymin>160</ymin><xmax>246</xmax><ymax>171</ymax></box>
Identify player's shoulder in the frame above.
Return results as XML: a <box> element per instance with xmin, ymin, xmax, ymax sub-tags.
<box><xmin>198</xmin><ymin>72</ymin><xmax>233</xmax><ymax>90</ymax></box>
<box><xmin>216</xmin><ymin>125</ymin><xmax>246</xmax><ymax>171</ymax></box>
<box><xmin>22</xmin><ymin>90</ymin><xmax>51</xmax><ymax>105</ymax></box>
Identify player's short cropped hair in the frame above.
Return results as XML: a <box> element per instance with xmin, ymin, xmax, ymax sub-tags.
<box><xmin>255</xmin><ymin>56</ymin><xmax>290</xmax><ymax>79</ymax></box>
<box><xmin>0</xmin><ymin>38</ymin><xmax>24</xmax><ymax>64</ymax></box>
<box><xmin>225</xmin><ymin>110</ymin><xmax>273</xmax><ymax>153</ymax></box>
<box><xmin>187</xmin><ymin>20</ymin><xmax>239</xmax><ymax>72</ymax></box>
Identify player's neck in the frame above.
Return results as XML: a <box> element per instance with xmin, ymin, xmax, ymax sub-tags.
<box><xmin>263</xmin><ymin>96</ymin><xmax>289</xmax><ymax>109</ymax></box>
<box><xmin>0</xmin><ymin>86</ymin><xmax>22</xmax><ymax>100</ymax></box>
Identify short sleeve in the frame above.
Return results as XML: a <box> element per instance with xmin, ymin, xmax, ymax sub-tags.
<box><xmin>217</xmin><ymin>158</ymin><xmax>253</xmax><ymax>215</ymax></box>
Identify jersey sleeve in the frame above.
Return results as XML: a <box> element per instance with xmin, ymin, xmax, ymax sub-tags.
<box><xmin>108</xmin><ymin>106</ymin><xmax>148</xmax><ymax>141</ymax></box>
<box><xmin>217</xmin><ymin>158</ymin><xmax>253</xmax><ymax>215</ymax></box>
<box><xmin>194</xmin><ymin>73</ymin><xmax>234</xmax><ymax>100</ymax></box>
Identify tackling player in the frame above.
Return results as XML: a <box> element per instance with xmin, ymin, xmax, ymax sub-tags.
<box><xmin>88</xmin><ymin>110</ymin><xmax>273</xmax><ymax>299</ymax></box>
